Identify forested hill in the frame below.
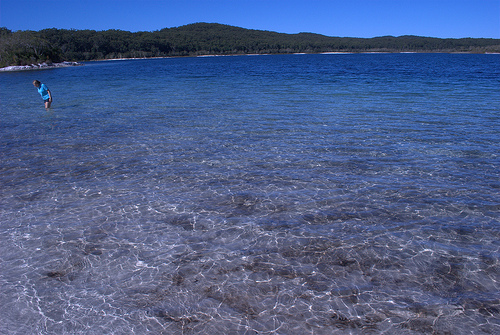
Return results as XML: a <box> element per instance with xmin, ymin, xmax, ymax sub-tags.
<box><xmin>1</xmin><ymin>22</ymin><xmax>499</xmax><ymax>67</ymax></box>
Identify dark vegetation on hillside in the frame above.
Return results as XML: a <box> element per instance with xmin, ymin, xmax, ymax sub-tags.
<box><xmin>1</xmin><ymin>23</ymin><xmax>499</xmax><ymax>67</ymax></box>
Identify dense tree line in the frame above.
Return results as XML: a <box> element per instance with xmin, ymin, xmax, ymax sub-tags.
<box><xmin>1</xmin><ymin>23</ymin><xmax>499</xmax><ymax>67</ymax></box>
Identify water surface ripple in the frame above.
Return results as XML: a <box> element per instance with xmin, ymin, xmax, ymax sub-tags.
<box><xmin>1</xmin><ymin>54</ymin><xmax>499</xmax><ymax>334</ymax></box>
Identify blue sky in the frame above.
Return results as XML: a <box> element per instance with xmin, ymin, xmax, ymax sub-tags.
<box><xmin>1</xmin><ymin>0</ymin><xmax>499</xmax><ymax>38</ymax></box>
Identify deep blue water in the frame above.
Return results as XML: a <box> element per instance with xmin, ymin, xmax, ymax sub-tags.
<box><xmin>1</xmin><ymin>53</ymin><xmax>499</xmax><ymax>334</ymax></box>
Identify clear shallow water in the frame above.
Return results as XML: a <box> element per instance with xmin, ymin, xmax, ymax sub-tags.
<box><xmin>0</xmin><ymin>53</ymin><xmax>499</xmax><ymax>334</ymax></box>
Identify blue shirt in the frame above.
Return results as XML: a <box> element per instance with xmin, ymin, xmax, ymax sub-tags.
<box><xmin>38</xmin><ymin>83</ymin><xmax>50</xmax><ymax>100</ymax></box>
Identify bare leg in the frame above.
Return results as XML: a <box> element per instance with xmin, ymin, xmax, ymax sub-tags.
<box><xmin>45</xmin><ymin>101</ymin><xmax>52</xmax><ymax>110</ymax></box>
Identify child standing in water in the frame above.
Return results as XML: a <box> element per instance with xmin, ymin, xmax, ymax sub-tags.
<box><xmin>33</xmin><ymin>80</ymin><xmax>52</xmax><ymax>110</ymax></box>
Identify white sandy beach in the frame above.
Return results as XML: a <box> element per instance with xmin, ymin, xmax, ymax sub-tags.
<box><xmin>0</xmin><ymin>61</ymin><xmax>82</xmax><ymax>72</ymax></box>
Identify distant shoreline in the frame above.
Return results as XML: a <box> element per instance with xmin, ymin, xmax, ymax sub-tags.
<box><xmin>0</xmin><ymin>61</ymin><xmax>83</xmax><ymax>72</ymax></box>
<box><xmin>95</xmin><ymin>51</ymin><xmax>500</xmax><ymax>61</ymax></box>
<box><xmin>2</xmin><ymin>23</ymin><xmax>498</xmax><ymax>68</ymax></box>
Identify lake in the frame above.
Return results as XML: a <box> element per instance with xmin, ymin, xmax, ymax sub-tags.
<box><xmin>1</xmin><ymin>53</ymin><xmax>499</xmax><ymax>334</ymax></box>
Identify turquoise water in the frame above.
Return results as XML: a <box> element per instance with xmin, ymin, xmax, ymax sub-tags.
<box><xmin>1</xmin><ymin>53</ymin><xmax>499</xmax><ymax>334</ymax></box>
